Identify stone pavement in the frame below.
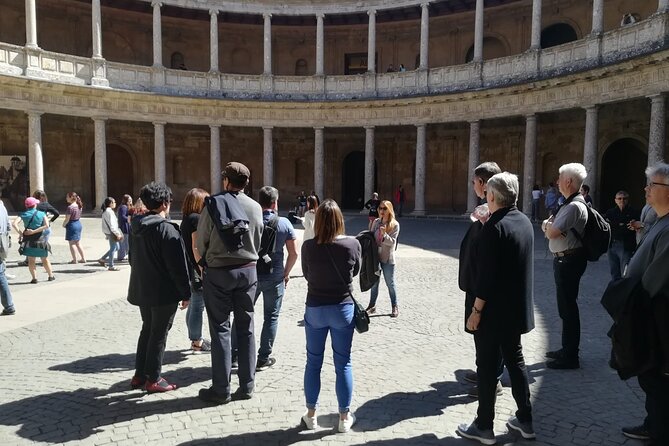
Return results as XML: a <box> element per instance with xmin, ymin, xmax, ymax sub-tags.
<box><xmin>0</xmin><ymin>215</ymin><xmax>648</xmax><ymax>446</ymax></box>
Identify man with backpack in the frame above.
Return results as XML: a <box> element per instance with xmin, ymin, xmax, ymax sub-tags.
<box><xmin>541</xmin><ymin>163</ymin><xmax>589</xmax><ymax>370</ymax></box>
<box><xmin>253</xmin><ymin>186</ymin><xmax>298</xmax><ymax>371</ymax></box>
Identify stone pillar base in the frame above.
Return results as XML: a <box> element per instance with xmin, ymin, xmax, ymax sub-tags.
<box><xmin>91</xmin><ymin>57</ymin><xmax>109</xmax><ymax>87</ymax></box>
<box><xmin>152</xmin><ymin>66</ymin><xmax>165</xmax><ymax>87</ymax></box>
<box><xmin>91</xmin><ymin>76</ymin><xmax>109</xmax><ymax>87</ymax></box>
<box><xmin>410</xmin><ymin>209</ymin><xmax>426</xmax><ymax>216</ymax></box>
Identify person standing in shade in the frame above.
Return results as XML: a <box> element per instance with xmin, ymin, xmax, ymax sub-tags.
<box><xmin>62</xmin><ymin>192</ymin><xmax>86</xmax><ymax>263</ymax></box>
<box><xmin>117</xmin><ymin>195</ymin><xmax>133</xmax><ymax>262</ymax></box>
<box><xmin>394</xmin><ymin>185</ymin><xmax>405</xmax><ymax>218</ymax></box>
<box><xmin>604</xmin><ymin>191</ymin><xmax>639</xmax><ymax>280</ymax></box>
<box><xmin>541</xmin><ymin>163</ymin><xmax>588</xmax><ymax>370</ymax></box>
<box><xmin>0</xmin><ymin>199</ymin><xmax>15</xmax><ymax>316</ymax></box>
<box><xmin>531</xmin><ymin>185</ymin><xmax>543</xmax><ymax>222</ymax></box>
<box><xmin>456</xmin><ymin>172</ymin><xmax>535</xmax><ymax>445</ymax></box>
<box><xmin>302</xmin><ymin>195</ymin><xmax>319</xmax><ymax>242</ymax></box>
<box><xmin>580</xmin><ymin>184</ymin><xmax>593</xmax><ymax>207</ymax></box>
<box><xmin>196</xmin><ymin>162</ymin><xmax>263</xmax><ymax>405</ymax></box>
<box><xmin>127</xmin><ymin>182</ymin><xmax>191</xmax><ymax>393</ymax></box>
<box><xmin>364</xmin><ymin>192</ymin><xmax>381</xmax><ymax>228</ymax></box>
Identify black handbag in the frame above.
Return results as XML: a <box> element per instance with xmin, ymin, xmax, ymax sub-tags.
<box><xmin>325</xmin><ymin>244</ymin><xmax>370</xmax><ymax>334</ymax></box>
<box><xmin>21</xmin><ymin>211</ymin><xmax>41</xmax><ymax>243</ymax></box>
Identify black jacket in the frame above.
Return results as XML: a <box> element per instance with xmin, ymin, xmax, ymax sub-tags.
<box><xmin>36</xmin><ymin>201</ymin><xmax>60</xmax><ymax>223</ymax></box>
<box><xmin>474</xmin><ymin>206</ymin><xmax>535</xmax><ymax>335</ymax></box>
<box><xmin>127</xmin><ymin>213</ymin><xmax>191</xmax><ymax>307</ymax></box>
<box><xmin>356</xmin><ymin>230</ymin><xmax>380</xmax><ymax>292</ymax></box>
<box><xmin>459</xmin><ymin>220</ymin><xmax>483</xmax><ymax>331</ymax></box>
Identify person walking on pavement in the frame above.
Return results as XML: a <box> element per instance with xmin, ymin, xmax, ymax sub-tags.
<box><xmin>196</xmin><ymin>162</ymin><xmax>263</xmax><ymax>405</ymax></box>
<box><xmin>99</xmin><ymin>197</ymin><xmax>123</xmax><ymax>271</ymax></box>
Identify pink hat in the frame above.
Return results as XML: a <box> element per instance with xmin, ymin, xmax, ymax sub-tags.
<box><xmin>25</xmin><ymin>197</ymin><xmax>40</xmax><ymax>208</ymax></box>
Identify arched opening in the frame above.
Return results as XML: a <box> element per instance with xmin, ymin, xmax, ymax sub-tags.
<box><xmin>341</xmin><ymin>151</ymin><xmax>376</xmax><ymax>210</ymax></box>
<box><xmin>90</xmin><ymin>144</ymin><xmax>134</xmax><ymax>209</ymax></box>
<box><xmin>170</xmin><ymin>52</ymin><xmax>186</xmax><ymax>70</ymax></box>
<box><xmin>295</xmin><ymin>59</ymin><xmax>308</xmax><ymax>76</ymax></box>
<box><xmin>540</xmin><ymin>23</ymin><xmax>578</xmax><ymax>49</ymax></box>
<box><xmin>600</xmin><ymin>138</ymin><xmax>647</xmax><ymax>210</ymax></box>
<box><xmin>465</xmin><ymin>37</ymin><xmax>508</xmax><ymax>63</ymax></box>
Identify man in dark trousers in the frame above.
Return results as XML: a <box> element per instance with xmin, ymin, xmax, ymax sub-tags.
<box><xmin>456</xmin><ymin>172</ymin><xmax>535</xmax><ymax>445</ymax></box>
<box><xmin>196</xmin><ymin>162</ymin><xmax>263</xmax><ymax>404</ymax></box>
<box><xmin>604</xmin><ymin>190</ymin><xmax>639</xmax><ymax>280</ymax></box>
<box><xmin>619</xmin><ymin>162</ymin><xmax>669</xmax><ymax>445</ymax></box>
<box><xmin>458</xmin><ymin>161</ymin><xmax>503</xmax><ymax>398</ymax></box>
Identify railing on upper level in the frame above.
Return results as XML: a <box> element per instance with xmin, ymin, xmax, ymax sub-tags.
<box><xmin>0</xmin><ymin>13</ymin><xmax>667</xmax><ymax>101</ymax></box>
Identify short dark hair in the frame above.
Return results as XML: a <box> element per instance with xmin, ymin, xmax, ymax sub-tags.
<box><xmin>474</xmin><ymin>162</ymin><xmax>501</xmax><ymax>182</ymax></box>
<box><xmin>258</xmin><ymin>186</ymin><xmax>279</xmax><ymax>208</ymax></box>
<box><xmin>33</xmin><ymin>190</ymin><xmax>47</xmax><ymax>201</ymax></box>
<box><xmin>139</xmin><ymin>182</ymin><xmax>173</xmax><ymax>211</ymax></box>
<box><xmin>581</xmin><ymin>184</ymin><xmax>590</xmax><ymax>193</ymax></box>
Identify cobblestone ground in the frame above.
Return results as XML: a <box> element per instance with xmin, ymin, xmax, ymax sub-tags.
<box><xmin>0</xmin><ymin>216</ymin><xmax>647</xmax><ymax>446</ymax></box>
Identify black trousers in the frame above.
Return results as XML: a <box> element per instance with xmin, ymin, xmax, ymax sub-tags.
<box><xmin>553</xmin><ymin>253</ymin><xmax>587</xmax><ymax>358</ymax></box>
<box><xmin>474</xmin><ymin>329</ymin><xmax>532</xmax><ymax>430</ymax></box>
<box><xmin>203</xmin><ymin>265</ymin><xmax>257</xmax><ymax>396</ymax></box>
<box><xmin>639</xmin><ymin>370</ymin><xmax>669</xmax><ymax>443</ymax></box>
<box><xmin>134</xmin><ymin>303</ymin><xmax>177</xmax><ymax>382</ymax></box>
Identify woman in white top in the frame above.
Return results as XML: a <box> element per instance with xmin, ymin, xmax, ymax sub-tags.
<box><xmin>365</xmin><ymin>200</ymin><xmax>401</xmax><ymax>318</ymax></box>
<box><xmin>99</xmin><ymin>197</ymin><xmax>123</xmax><ymax>271</ymax></box>
<box><xmin>302</xmin><ymin>195</ymin><xmax>319</xmax><ymax>241</ymax></box>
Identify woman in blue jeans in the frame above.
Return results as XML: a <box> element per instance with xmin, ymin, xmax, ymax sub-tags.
<box><xmin>301</xmin><ymin>199</ymin><xmax>361</xmax><ymax>433</ymax></box>
<box><xmin>366</xmin><ymin>200</ymin><xmax>401</xmax><ymax>317</ymax></box>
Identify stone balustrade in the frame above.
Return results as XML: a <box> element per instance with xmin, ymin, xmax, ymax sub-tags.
<box><xmin>0</xmin><ymin>13</ymin><xmax>666</xmax><ymax>101</ymax></box>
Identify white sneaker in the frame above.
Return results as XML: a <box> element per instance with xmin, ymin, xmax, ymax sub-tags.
<box><xmin>338</xmin><ymin>412</ymin><xmax>356</xmax><ymax>433</ymax></box>
<box><xmin>301</xmin><ymin>412</ymin><xmax>318</xmax><ymax>430</ymax></box>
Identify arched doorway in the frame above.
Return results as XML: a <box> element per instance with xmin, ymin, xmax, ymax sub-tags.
<box><xmin>465</xmin><ymin>37</ymin><xmax>508</xmax><ymax>62</ymax></box>
<box><xmin>600</xmin><ymin>138</ymin><xmax>647</xmax><ymax>210</ymax></box>
<box><xmin>90</xmin><ymin>143</ymin><xmax>134</xmax><ymax>209</ymax></box>
<box><xmin>341</xmin><ymin>151</ymin><xmax>376</xmax><ymax>210</ymax></box>
<box><xmin>540</xmin><ymin>23</ymin><xmax>578</xmax><ymax>49</ymax></box>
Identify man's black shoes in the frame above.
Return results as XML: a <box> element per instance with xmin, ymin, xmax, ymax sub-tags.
<box><xmin>621</xmin><ymin>424</ymin><xmax>651</xmax><ymax>440</ymax></box>
<box><xmin>198</xmin><ymin>388</ymin><xmax>232</xmax><ymax>405</ymax></box>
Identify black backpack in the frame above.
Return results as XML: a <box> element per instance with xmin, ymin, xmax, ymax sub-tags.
<box><xmin>257</xmin><ymin>215</ymin><xmax>279</xmax><ymax>275</ymax></box>
<box><xmin>569</xmin><ymin>195</ymin><xmax>611</xmax><ymax>262</ymax></box>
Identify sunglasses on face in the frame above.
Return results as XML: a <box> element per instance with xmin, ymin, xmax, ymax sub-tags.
<box><xmin>379</xmin><ymin>207</ymin><xmax>387</xmax><ymax>210</ymax></box>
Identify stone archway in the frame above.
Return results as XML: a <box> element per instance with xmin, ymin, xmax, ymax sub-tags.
<box><xmin>541</xmin><ymin>23</ymin><xmax>578</xmax><ymax>49</ymax></box>
<box><xmin>90</xmin><ymin>143</ymin><xmax>134</xmax><ymax>209</ymax></box>
<box><xmin>600</xmin><ymin>138</ymin><xmax>647</xmax><ymax>210</ymax></box>
<box><xmin>465</xmin><ymin>36</ymin><xmax>508</xmax><ymax>63</ymax></box>
<box><xmin>341</xmin><ymin>151</ymin><xmax>377</xmax><ymax>210</ymax></box>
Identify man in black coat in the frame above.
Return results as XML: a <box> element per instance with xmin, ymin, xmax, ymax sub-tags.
<box><xmin>457</xmin><ymin>172</ymin><xmax>535</xmax><ymax>445</ymax></box>
<box><xmin>127</xmin><ymin>182</ymin><xmax>191</xmax><ymax>393</ymax></box>
<box><xmin>604</xmin><ymin>190</ymin><xmax>639</xmax><ymax>280</ymax></box>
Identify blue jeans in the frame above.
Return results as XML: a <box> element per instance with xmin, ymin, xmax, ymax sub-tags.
<box><xmin>254</xmin><ymin>278</ymin><xmax>285</xmax><ymax>362</ymax></box>
<box><xmin>118</xmin><ymin>234</ymin><xmax>129</xmax><ymax>260</ymax></box>
<box><xmin>608</xmin><ymin>240</ymin><xmax>632</xmax><ymax>281</ymax></box>
<box><xmin>369</xmin><ymin>262</ymin><xmax>397</xmax><ymax>307</ymax></box>
<box><xmin>0</xmin><ymin>262</ymin><xmax>14</xmax><ymax>312</ymax></box>
<box><xmin>102</xmin><ymin>237</ymin><xmax>119</xmax><ymax>268</ymax></box>
<box><xmin>304</xmin><ymin>303</ymin><xmax>355</xmax><ymax>413</ymax></box>
<box><xmin>186</xmin><ymin>286</ymin><xmax>205</xmax><ymax>341</ymax></box>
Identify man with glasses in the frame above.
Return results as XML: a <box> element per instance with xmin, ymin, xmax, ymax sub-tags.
<box><xmin>604</xmin><ymin>191</ymin><xmax>639</xmax><ymax>280</ymax></box>
<box><xmin>619</xmin><ymin>163</ymin><xmax>669</xmax><ymax>445</ymax></box>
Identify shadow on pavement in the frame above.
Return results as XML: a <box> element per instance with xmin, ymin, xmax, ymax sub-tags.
<box><xmin>178</xmin><ymin>426</ymin><xmax>336</xmax><ymax>445</ymax></box>
<box><xmin>0</xmin><ymin>366</ymin><xmax>214</xmax><ymax>442</ymax></box>
<box><xmin>48</xmin><ymin>350</ymin><xmax>191</xmax><ymax>374</ymax></box>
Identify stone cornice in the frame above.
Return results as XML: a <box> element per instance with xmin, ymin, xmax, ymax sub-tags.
<box><xmin>0</xmin><ymin>50</ymin><xmax>667</xmax><ymax>128</ymax></box>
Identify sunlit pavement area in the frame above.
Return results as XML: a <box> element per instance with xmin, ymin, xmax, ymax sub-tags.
<box><xmin>0</xmin><ymin>215</ymin><xmax>647</xmax><ymax>446</ymax></box>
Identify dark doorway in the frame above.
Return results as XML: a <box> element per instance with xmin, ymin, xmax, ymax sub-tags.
<box><xmin>600</xmin><ymin>138</ymin><xmax>647</xmax><ymax>211</ymax></box>
<box><xmin>341</xmin><ymin>151</ymin><xmax>376</xmax><ymax>210</ymax></box>
<box><xmin>344</xmin><ymin>53</ymin><xmax>377</xmax><ymax>75</ymax></box>
<box><xmin>540</xmin><ymin>23</ymin><xmax>578</xmax><ymax>49</ymax></box>
<box><xmin>90</xmin><ymin>144</ymin><xmax>134</xmax><ymax>210</ymax></box>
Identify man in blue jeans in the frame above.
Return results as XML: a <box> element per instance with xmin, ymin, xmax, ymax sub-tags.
<box><xmin>254</xmin><ymin>186</ymin><xmax>298</xmax><ymax>370</ymax></box>
<box><xmin>0</xmin><ymin>199</ymin><xmax>15</xmax><ymax>316</ymax></box>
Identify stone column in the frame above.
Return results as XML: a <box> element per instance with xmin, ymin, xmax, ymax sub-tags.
<box><xmin>591</xmin><ymin>0</ymin><xmax>604</xmax><ymax>35</ymax></box>
<box><xmin>530</xmin><ymin>0</ymin><xmax>542</xmax><ymax>49</ymax></box>
<box><xmin>263</xmin><ymin>127</ymin><xmax>273</xmax><ymax>186</ymax></box>
<box><xmin>91</xmin><ymin>0</ymin><xmax>103</xmax><ymax>58</ymax></box>
<box><xmin>367</xmin><ymin>10</ymin><xmax>376</xmax><ymax>73</ymax></box>
<box><xmin>210</xmin><ymin>125</ymin><xmax>221</xmax><ymax>194</ymax></box>
<box><xmin>583</xmin><ymin>106</ymin><xmax>599</xmax><ymax>201</ymax></box>
<box><xmin>467</xmin><ymin>120</ymin><xmax>481</xmax><ymax>213</ymax></box>
<box><xmin>473</xmin><ymin>0</ymin><xmax>484</xmax><ymax>62</ymax></box>
<box><xmin>93</xmin><ymin>118</ymin><xmax>107</xmax><ymax>209</ymax></box>
<box><xmin>154</xmin><ymin>122</ymin><xmax>166</xmax><ymax>183</ymax></box>
<box><xmin>413</xmin><ymin>124</ymin><xmax>427</xmax><ymax>215</ymax></box>
<box><xmin>25</xmin><ymin>0</ymin><xmax>38</xmax><ymax>49</ymax></box>
<box><xmin>523</xmin><ymin>115</ymin><xmax>537</xmax><ymax>217</ymax></box>
<box><xmin>648</xmin><ymin>94</ymin><xmax>666</xmax><ymax>167</ymax></box>
<box><xmin>209</xmin><ymin>10</ymin><xmax>219</xmax><ymax>72</ymax></box>
<box><xmin>152</xmin><ymin>1</ymin><xmax>163</xmax><ymax>67</ymax></box>
<box><xmin>419</xmin><ymin>3</ymin><xmax>429</xmax><ymax>70</ymax></box>
<box><xmin>315</xmin><ymin>14</ymin><xmax>325</xmax><ymax>75</ymax></box>
<box><xmin>314</xmin><ymin>127</ymin><xmax>325</xmax><ymax>198</ymax></box>
<box><xmin>263</xmin><ymin>13</ymin><xmax>272</xmax><ymax>75</ymax></box>
<box><xmin>364</xmin><ymin>126</ymin><xmax>375</xmax><ymax>203</ymax></box>
<box><xmin>27</xmin><ymin>112</ymin><xmax>44</xmax><ymax>192</ymax></box>
<box><xmin>659</xmin><ymin>0</ymin><xmax>669</xmax><ymax>13</ymax></box>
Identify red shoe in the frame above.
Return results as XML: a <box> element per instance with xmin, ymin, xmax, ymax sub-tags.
<box><xmin>130</xmin><ymin>375</ymin><xmax>146</xmax><ymax>390</ymax></box>
<box><xmin>145</xmin><ymin>377</ymin><xmax>177</xmax><ymax>393</ymax></box>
